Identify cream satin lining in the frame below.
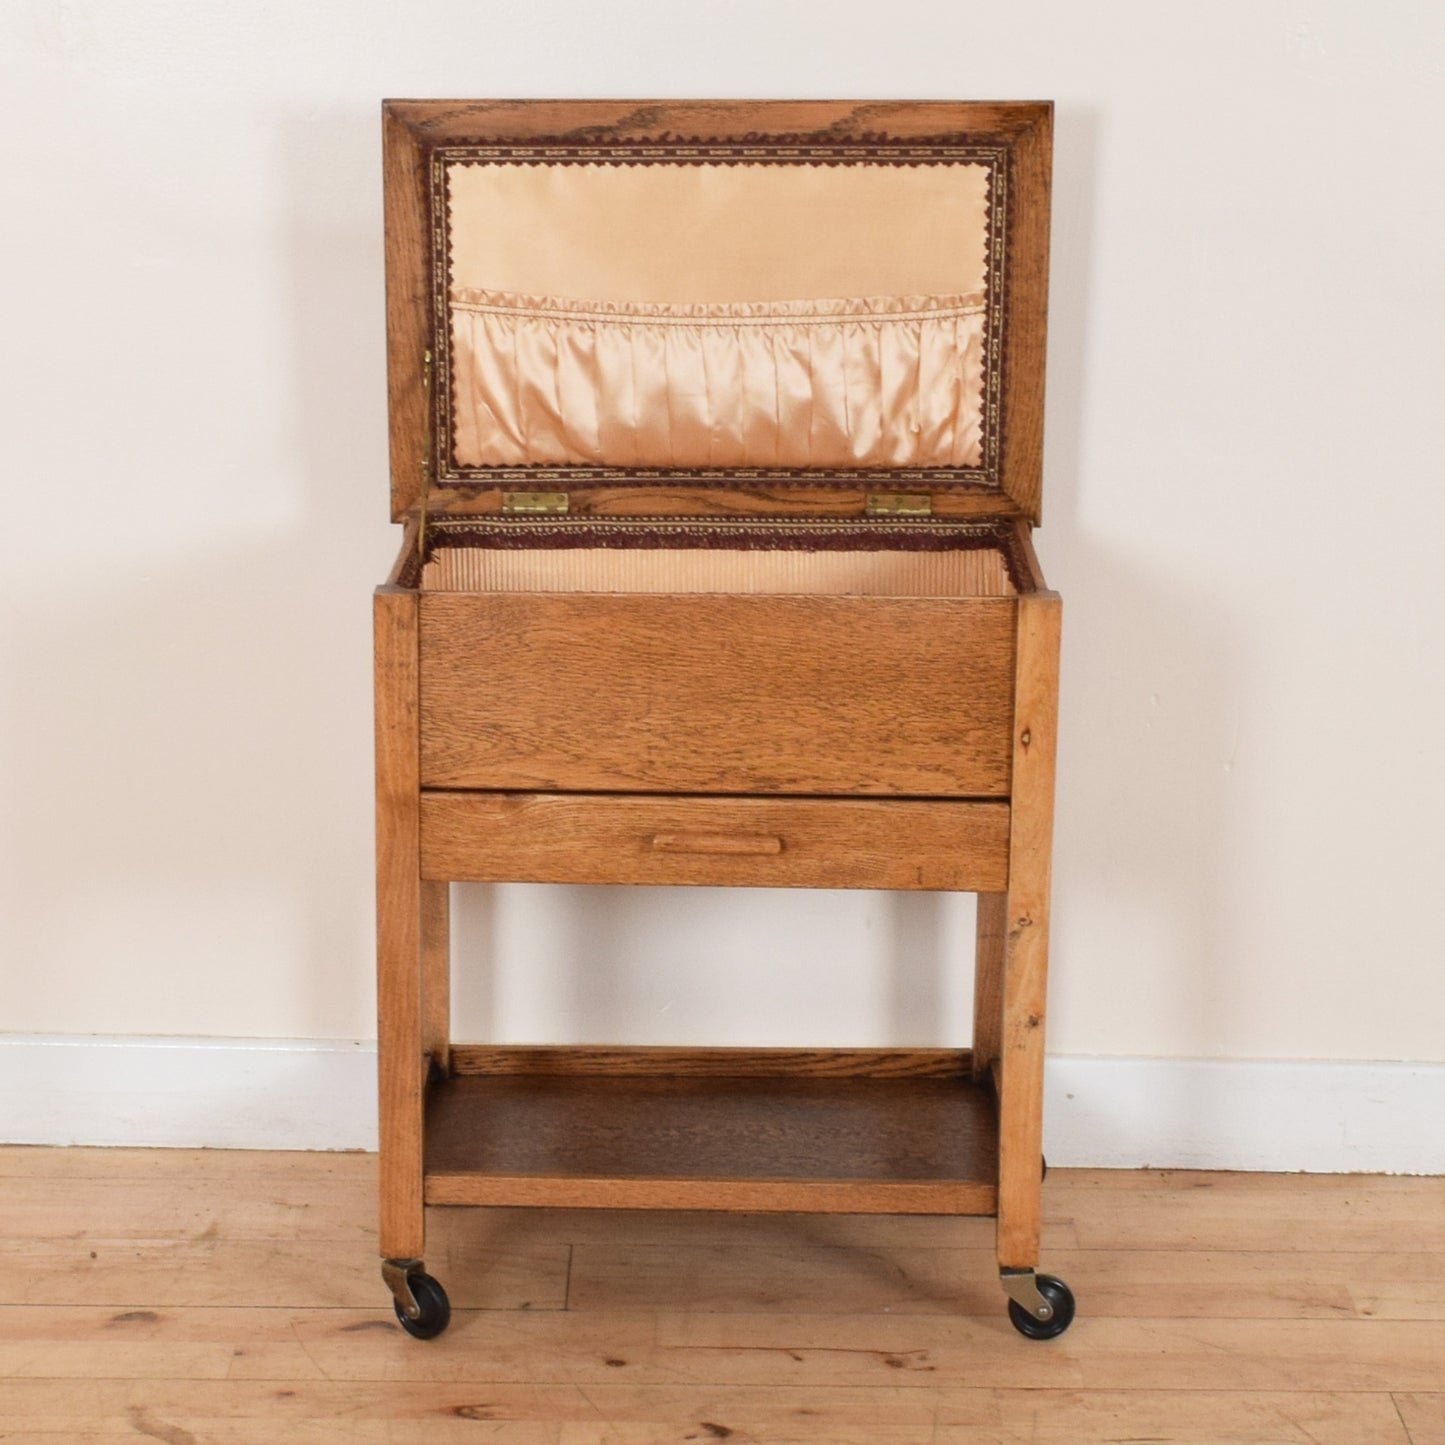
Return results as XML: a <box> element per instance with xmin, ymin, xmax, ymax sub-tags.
<box><xmin>446</xmin><ymin>161</ymin><xmax>990</xmax><ymax>303</ymax></box>
<box><xmin>450</xmin><ymin>289</ymin><xmax>986</xmax><ymax>469</ymax></box>
<box><xmin>421</xmin><ymin>546</ymin><xmax>1015</xmax><ymax>597</ymax></box>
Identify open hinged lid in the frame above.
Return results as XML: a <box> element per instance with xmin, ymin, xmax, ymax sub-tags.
<box><xmin>383</xmin><ymin>100</ymin><xmax>1052</xmax><ymax>525</ymax></box>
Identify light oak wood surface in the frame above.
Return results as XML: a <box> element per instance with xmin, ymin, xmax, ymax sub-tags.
<box><xmin>382</xmin><ymin>105</ymin><xmax>430</xmax><ymax>525</ymax></box>
<box><xmin>420</xmin><ymin>792</ymin><xmax>1011</xmax><ymax>891</ymax></box>
<box><xmin>417</xmin><ymin>592</ymin><xmax>1016</xmax><ymax>796</ymax></box>
<box><xmin>995</xmin><ymin>590</ymin><xmax>1062</xmax><ymax>1270</ymax></box>
<box><xmin>1</xmin><ymin>1148</ymin><xmax>1440</xmax><ymax>1443</ymax></box>
<box><xmin>421</xmin><ymin>484</ymin><xmax>1024</xmax><ymax>520</ymax></box>
<box><xmin>972</xmin><ymin>891</ymin><xmax>1008</xmax><ymax>1077</ymax></box>
<box><xmin>419</xmin><ymin>879</ymin><xmax>450</xmax><ymax>1075</ymax></box>
<box><xmin>373</xmin><ymin>588</ymin><xmax>426</xmax><ymax>1260</ymax></box>
<box><xmin>381</xmin><ymin>94</ymin><xmax>1063</xmax><ymax>1324</ymax></box>
<box><xmin>422</xmin><ymin>1071</ymin><xmax>999</xmax><ymax>1215</ymax></box>
<box><xmin>447</xmin><ymin>1046</ymin><xmax>977</xmax><ymax>1079</ymax></box>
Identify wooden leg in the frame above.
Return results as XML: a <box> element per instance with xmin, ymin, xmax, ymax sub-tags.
<box><xmin>421</xmin><ymin>881</ymin><xmax>451</xmax><ymax>1077</ymax></box>
<box><xmin>973</xmin><ymin>892</ymin><xmax>1007</xmax><ymax>1078</ymax></box>
<box><xmin>996</xmin><ymin>592</ymin><xmax>1061</xmax><ymax>1273</ymax></box>
<box><xmin>375</xmin><ymin>588</ymin><xmax>426</xmax><ymax>1263</ymax></box>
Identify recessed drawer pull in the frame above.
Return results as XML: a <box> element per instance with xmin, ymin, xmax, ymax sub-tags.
<box><xmin>650</xmin><ymin>832</ymin><xmax>785</xmax><ymax>857</ymax></box>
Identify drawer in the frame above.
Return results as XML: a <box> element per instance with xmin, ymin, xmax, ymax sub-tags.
<box><xmin>418</xmin><ymin>592</ymin><xmax>1017</xmax><ymax>796</ymax></box>
<box><xmin>419</xmin><ymin>792</ymin><xmax>1011</xmax><ymax>891</ymax></box>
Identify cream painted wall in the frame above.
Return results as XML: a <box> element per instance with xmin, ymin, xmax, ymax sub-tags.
<box><xmin>2</xmin><ymin>1</ymin><xmax>1442</xmax><ymax>1064</ymax></box>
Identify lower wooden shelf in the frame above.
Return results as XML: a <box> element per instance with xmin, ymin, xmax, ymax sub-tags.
<box><xmin>423</xmin><ymin>1047</ymin><xmax>999</xmax><ymax>1215</ymax></box>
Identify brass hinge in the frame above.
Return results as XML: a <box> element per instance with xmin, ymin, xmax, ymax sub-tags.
<box><xmin>502</xmin><ymin>491</ymin><xmax>571</xmax><ymax>515</ymax></box>
<box><xmin>866</xmin><ymin>492</ymin><xmax>933</xmax><ymax>517</ymax></box>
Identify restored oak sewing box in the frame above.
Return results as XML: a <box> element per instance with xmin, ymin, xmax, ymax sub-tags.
<box><xmin>375</xmin><ymin>99</ymin><xmax>1070</xmax><ymax>1340</ymax></box>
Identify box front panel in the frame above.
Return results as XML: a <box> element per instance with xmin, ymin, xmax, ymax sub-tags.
<box><xmin>418</xmin><ymin>592</ymin><xmax>1016</xmax><ymax>796</ymax></box>
<box><xmin>419</xmin><ymin>793</ymin><xmax>1012</xmax><ymax>890</ymax></box>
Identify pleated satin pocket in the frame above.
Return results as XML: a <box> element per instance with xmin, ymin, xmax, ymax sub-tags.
<box><xmin>449</xmin><ymin>289</ymin><xmax>986</xmax><ymax>469</ymax></box>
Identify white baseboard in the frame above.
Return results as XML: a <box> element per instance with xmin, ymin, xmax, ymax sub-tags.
<box><xmin>1</xmin><ymin>1036</ymin><xmax>1440</xmax><ymax>1172</ymax></box>
<box><xmin>1043</xmin><ymin>1056</ymin><xmax>1444</xmax><ymax>1174</ymax></box>
<box><xmin>0</xmin><ymin>1035</ymin><xmax>378</xmax><ymax>1152</ymax></box>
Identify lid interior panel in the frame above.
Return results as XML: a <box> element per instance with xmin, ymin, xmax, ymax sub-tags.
<box><xmin>434</xmin><ymin>149</ymin><xmax>1006</xmax><ymax>487</ymax></box>
<box><xmin>382</xmin><ymin>101</ymin><xmax>1053</xmax><ymax>520</ymax></box>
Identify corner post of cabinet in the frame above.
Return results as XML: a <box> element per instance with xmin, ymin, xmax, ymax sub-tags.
<box><xmin>996</xmin><ymin>589</ymin><xmax>1061</xmax><ymax>1271</ymax></box>
<box><xmin>972</xmin><ymin>892</ymin><xmax>1008</xmax><ymax>1078</ymax></box>
<box><xmin>374</xmin><ymin>584</ymin><xmax>426</xmax><ymax>1261</ymax></box>
<box><xmin>421</xmin><ymin>881</ymin><xmax>451</xmax><ymax>1075</ymax></box>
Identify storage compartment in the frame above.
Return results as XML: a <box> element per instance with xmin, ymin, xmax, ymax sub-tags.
<box><xmin>425</xmin><ymin>1047</ymin><xmax>999</xmax><ymax>1214</ymax></box>
<box><xmin>419</xmin><ymin>792</ymin><xmax>1011</xmax><ymax>889</ymax></box>
<box><xmin>418</xmin><ymin>527</ymin><xmax>1020</xmax><ymax>596</ymax></box>
<box><xmin>417</xmin><ymin>590</ymin><xmax>1015</xmax><ymax>796</ymax></box>
<box><xmin>413</xmin><ymin>522</ymin><xmax>1025</xmax><ymax>797</ymax></box>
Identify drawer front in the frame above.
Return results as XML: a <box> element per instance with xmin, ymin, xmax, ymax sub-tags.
<box><xmin>420</xmin><ymin>792</ymin><xmax>1011</xmax><ymax>891</ymax></box>
<box><xmin>418</xmin><ymin>592</ymin><xmax>1016</xmax><ymax>796</ymax></box>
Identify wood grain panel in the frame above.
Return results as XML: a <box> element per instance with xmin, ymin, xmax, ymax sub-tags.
<box><xmin>424</xmin><ymin>1074</ymin><xmax>998</xmax><ymax>1215</ymax></box>
<box><xmin>386</xmin><ymin>98</ymin><xmax>1053</xmax><ymax>145</ymax></box>
<box><xmin>1395</xmin><ymin>1394</ymin><xmax>1445</xmax><ymax>1445</ymax></box>
<box><xmin>4</xmin><ymin>1148</ymin><xmax>1441</xmax><ymax>1443</ymax></box>
<box><xmin>372</xmin><ymin>586</ymin><xmax>425</xmax><ymax>1260</ymax></box>
<box><xmin>0</xmin><ymin>1378</ymin><xmax>1421</xmax><ymax>1444</ymax></box>
<box><xmin>563</xmin><ymin>1242</ymin><xmax>1445</xmax><ymax>1321</ymax></box>
<box><xmin>1</xmin><ymin>1235</ymin><xmax>568</xmax><ymax>1310</ymax></box>
<box><xmin>449</xmin><ymin>1046</ymin><xmax>975</xmax><ymax>1079</ymax></box>
<box><xmin>995</xmin><ymin>591</ymin><xmax>1062</xmax><ymax>1270</ymax></box>
<box><xmin>425</xmin><ymin>1174</ymin><xmax>996</xmax><ymax>1215</ymax></box>
<box><xmin>1000</xmin><ymin>107</ymin><xmax>1052</xmax><ymax>523</ymax></box>
<box><xmin>423</xmin><ymin>484</ymin><xmax>1023</xmax><ymax>519</ymax></box>
<box><xmin>383</xmin><ymin>109</ymin><xmax>431</xmax><ymax>523</ymax></box>
<box><xmin>4</xmin><ymin>1306</ymin><xmax>1439</xmax><ymax>1400</ymax></box>
<box><xmin>972</xmin><ymin>891</ymin><xmax>1008</xmax><ymax>1074</ymax></box>
<box><xmin>420</xmin><ymin>793</ymin><xmax>1010</xmax><ymax>890</ymax></box>
<box><xmin>418</xmin><ymin>592</ymin><xmax>1016</xmax><ymax>795</ymax></box>
<box><xmin>419</xmin><ymin>879</ymin><xmax>449</xmax><ymax>1075</ymax></box>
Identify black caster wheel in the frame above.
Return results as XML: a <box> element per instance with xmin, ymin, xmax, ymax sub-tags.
<box><xmin>393</xmin><ymin>1271</ymin><xmax>451</xmax><ymax>1340</ymax></box>
<box><xmin>1008</xmin><ymin>1274</ymin><xmax>1075</xmax><ymax>1340</ymax></box>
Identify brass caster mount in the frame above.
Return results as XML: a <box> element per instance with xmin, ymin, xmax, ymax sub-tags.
<box><xmin>382</xmin><ymin>1258</ymin><xmax>452</xmax><ymax>1340</ymax></box>
<box><xmin>1001</xmin><ymin>1268</ymin><xmax>1076</xmax><ymax>1340</ymax></box>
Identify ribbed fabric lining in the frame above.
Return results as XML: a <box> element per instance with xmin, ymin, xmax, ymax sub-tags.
<box><xmin>421</xmin><ymin>546</ymin><xmax>1014</xmax><ymax>597</ymax></box>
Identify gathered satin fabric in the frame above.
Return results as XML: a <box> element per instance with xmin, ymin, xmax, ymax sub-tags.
<box><xmin>449</xmin><ymin>288</ymin><xmax>986</xmax><ymax>470</ymax></box>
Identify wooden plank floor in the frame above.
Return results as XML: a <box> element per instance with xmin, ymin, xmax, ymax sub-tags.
<box><xmin>0</xmin><ymin>1148</ymin><xmax>1440</xmax><ymax>1443</ymax></box>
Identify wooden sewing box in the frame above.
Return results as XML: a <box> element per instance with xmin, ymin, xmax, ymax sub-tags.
<box><xmin>375</xmin><ymin>99</ymin><xmax>1071</xmax><ymax>1340</ymax></box>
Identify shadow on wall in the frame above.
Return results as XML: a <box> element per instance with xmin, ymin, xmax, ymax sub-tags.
<box><xmin>1048</xmin><ymin>532</ymin><xmax>1246</xmax><ymax>1156</ymax></box>
<box><xmin>3</xmin><ymin>98</ymin><xmax>1238</xmax><ymax>1089</ymax></box>
<box><xmin>1041</xmin><ymin>111</ymin><xmax>1246</xmax><ymax>1121</ymax></box>
<box><xmin>387</xmin><ymin>100</ymin><xmax>1238</xmax><ymax>1079</ymax></box>
<box><xmin>367</xmin><ymin>101</ymin><xmax>1228</xmax><ymax>1093</ymax></box>
<box><xmin>449</xmin><ymin>880</ymin><xmax>973</xmax><ymax>1048</ymax></box>
<box><xmin>0</xmin><ymin>109</ymin><xmax>386</xmax><ymax>1040</ymax></box>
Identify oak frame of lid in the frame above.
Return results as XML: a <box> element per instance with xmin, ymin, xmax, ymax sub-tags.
<box><xmin>382</xmin><ymin>99</ymin><xmax>1053</xmax><ymax>524</ymax></box>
